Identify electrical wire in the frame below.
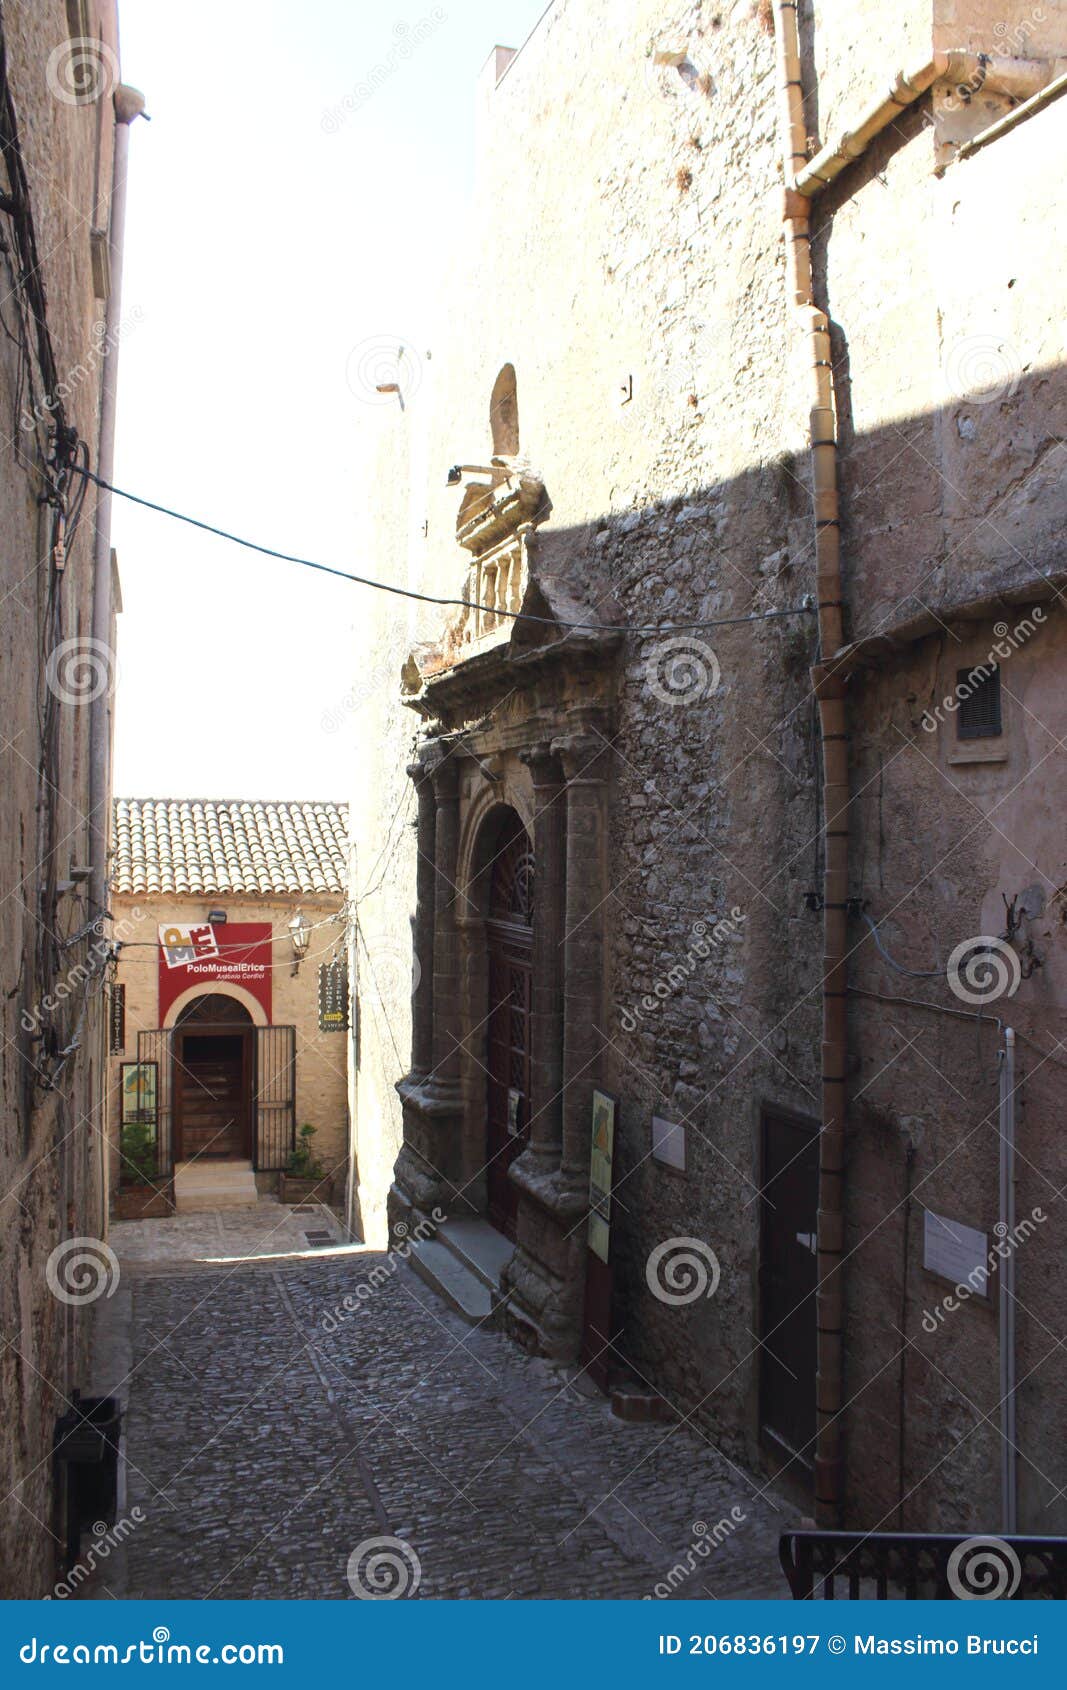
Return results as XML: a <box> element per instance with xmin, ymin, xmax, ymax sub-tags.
<box><xmin>860</xmin><ymin>912</ymin><xmax>943</xmax><ymax>979</ymax></box>
<box><xmin>70</xmin><ymin>465</ymin><xmax>817</xmax><ymax>636</ymax></box>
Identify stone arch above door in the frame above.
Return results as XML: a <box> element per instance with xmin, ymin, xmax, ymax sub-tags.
<box><xmin>163</xmin><ymin>981</ymin><xmax>268</xmax><ymax>1030</ymax></box>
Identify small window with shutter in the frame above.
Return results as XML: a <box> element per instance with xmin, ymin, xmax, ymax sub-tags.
<box><xmin>956</xmin><ymin>665</ymin><xmax>1002</xmax><ymax>740</ymax></box>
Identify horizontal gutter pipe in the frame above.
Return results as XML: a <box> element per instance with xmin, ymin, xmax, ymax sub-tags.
<box><xmin>795</xmin><ymin>52</ymin><xmax>1057</xmax><ymax>198</ymax></box>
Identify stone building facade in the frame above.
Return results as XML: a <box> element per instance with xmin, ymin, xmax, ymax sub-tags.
<box><xmin>107</xmin><ymin>799</ymin><xmax>350</xmax><ymax>1208</ymax></box>
<box><xmin>347</xmin><ymin>0</ymin><xmax>1067</xmax><ymax>1535</ymax></box>
<box><xmin>0</xmin><ymin>1</ymin><xmax>140</xmax><ymax>1597</ymax></box>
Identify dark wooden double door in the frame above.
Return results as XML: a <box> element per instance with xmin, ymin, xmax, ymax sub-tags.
<box><xmin>759</xmin><ymin>1108</ymin><xmax>819</xmax><ymax>1468</ymax></box>
<box><xmin>485</xmin><ymin>816</ymin><xmax>535</xmax><ymax>1237</ymax></box>
<box><xmin>173</xmin><ymin>996</ymin><xmax>253</xmax><ymax>1162</ymax></box>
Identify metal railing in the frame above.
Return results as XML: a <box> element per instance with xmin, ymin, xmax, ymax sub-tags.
<box><xmin>780</xmin><ymin>1531</ymin><xmax>1067</xmax><ymax>1600</ymax></box>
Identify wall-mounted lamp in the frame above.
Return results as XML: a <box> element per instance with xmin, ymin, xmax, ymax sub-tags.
<box><xmin>208</xmin><ymin>909</ymin><xmax>227</xmax><ymax>925</ymax></box>
<box><xmin>288</xmin><ymin>912</ymin><xmax>310</xmax><ymax>976</ymax></box>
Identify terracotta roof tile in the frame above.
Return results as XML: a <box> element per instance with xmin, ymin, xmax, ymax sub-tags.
<box><xmin>112</xmin><ymin>798</ymin><xmax>349</xmax><ymax>897</ymax></box>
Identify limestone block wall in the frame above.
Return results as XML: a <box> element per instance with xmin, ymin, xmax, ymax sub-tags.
<box><xmin>0</xmin><ymin>0</ymin><xmax>122</xmax><ymax>1599</ymax></box>
<box><xmin>108</xmin><ymin>897</ymin><xmax>350</xmax><ymax>1200</ymax></box>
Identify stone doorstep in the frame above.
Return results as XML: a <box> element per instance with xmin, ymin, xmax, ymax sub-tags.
<box><xmin>173</xmin><ymin>1159</ymin><xmax>258</xmax><ymax>1214</ymax></box>
<box><xmin>435</xmin><ymin>1216</ymin><xmax>515</xmax><ymax>1293</ymax></box>
<box><xmin>408</xmin><ymin>1238</ymin><xmax>495</xmax><ymax>1325</ymax></box>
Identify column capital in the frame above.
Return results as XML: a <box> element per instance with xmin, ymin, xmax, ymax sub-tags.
<box><xmin>519</xmin><ymin>743</ymin><xmax>563</xmax><ymax>787</ymax></box>
<box><xmin>551</xmin><ymin>731</ymin><xmax>612</xmax><ymax>784</ymax></box>
<box><xmin>426</xmin><ymin>747</ymin><xmax>460</xmax><ymax>799</ymax></box>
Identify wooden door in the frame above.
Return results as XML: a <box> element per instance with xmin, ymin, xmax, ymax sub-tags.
<box><xmin>174</xmin><ymin>1028</ymin><xmax>251</xmax><ymax>1162</ymax></box>
<box><xmin>759</xmin><ymin>1108</ymin><xmax>819</xmax><ymax>1467</ymax></box>
<box><xmin>485</xmin><ymin>818</ymin><xmax>534</xmax><ymax>1237</ymax></box>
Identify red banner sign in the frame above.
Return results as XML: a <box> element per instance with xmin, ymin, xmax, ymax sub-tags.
<box><xmin>157</xmin><ymin>923</ymin><xmax>273</xmax><ymax>1023</ymax></box>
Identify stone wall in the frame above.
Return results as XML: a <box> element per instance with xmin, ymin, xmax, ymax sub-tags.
<box><xmin>348</xmin><ymin>0</ymin><xmax>1067</xmax><ymax>1528</ymax></box>
<box><xmin>0</xmin><ymin>0</ymin><xmax>123</xmax><ymax>1598</ymax></box>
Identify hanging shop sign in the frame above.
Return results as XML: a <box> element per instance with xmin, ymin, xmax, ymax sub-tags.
<box><xmin>318</xmin><ymin>957</ymin><xmax>349</xmax><ymax>1032</ymax></box>
<box><xmin>158</xmin><ymin>922</ymin><xmax>273</xmax><ymax>1022</ymax></box>
<box><xmin>108</xmin><ymin>983</ymin><xmax>126</xmax><ymax>1054</ymax></box>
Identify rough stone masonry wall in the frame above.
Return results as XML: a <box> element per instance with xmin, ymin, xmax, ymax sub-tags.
<box><xmin>350</xmin><ymin>0</ymin><xmax>823</xmax><ymax>1467</ymax></box>
<box><xmin>818</xmin><ymin>0</ymin><xmax>1067</xmax><ymax>1531</ymax></box>
<box><xmin>109</xmin><ymin>897</ymin><xmax>351</xmax><ymax>1201</ymax></box>
<box><xmin>349</xmin><ymin>0</ymin><xmax>1067</xmax><ymax>1524</ymax></box>
<box><xmin>0</xmin><ymin>0</ymin><xmax>121</xmax><ymax>1597</ymax></box>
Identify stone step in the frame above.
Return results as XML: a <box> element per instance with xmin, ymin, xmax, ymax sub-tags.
<box><xmin>173</xmin><ymin>1160</ymin><xmax>258</xmax><ymax>1214</ymax></box>
<box><xmin>436</xmin><ymin>1216</ymin><xmax>514</xmax><ymax>1293</ymax></box>
<box><xmin>408</xmin><ymin>1239</ymin><xmax>495</xmax><ymax>1325</ymax></box>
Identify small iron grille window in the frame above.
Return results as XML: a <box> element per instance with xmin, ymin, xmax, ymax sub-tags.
<box><xmin>956</xmin><ymin>664</ymin><xmax>1002</xmax><ymax>739</ymax></box>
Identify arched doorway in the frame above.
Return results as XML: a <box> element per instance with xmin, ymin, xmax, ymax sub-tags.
<box><xmin>483</xmin><ymin>810</ymin><xmax>534</xmax><ymax>1235</ymax></box>
<box><xmin>173</xmin><ymin>993</ymin><xmax>253</xmax><ymax>1162</ymax></box>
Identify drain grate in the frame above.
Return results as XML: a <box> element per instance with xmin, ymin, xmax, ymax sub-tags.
<box><xmin>303</xmin><ymin>1229</ymin><xmax>335</xmax><ymax>1249</ymax></box>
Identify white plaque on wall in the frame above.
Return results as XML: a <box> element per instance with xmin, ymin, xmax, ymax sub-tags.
<box><xmin>922</xmin><ymin>1210</ymin><xmax>990</xmax><ymax>1297</ymax></box>
<box><xmin>651</xmin><ymin>1115</ymin><xmax>686</xmax><ymax>1172</ymax></box>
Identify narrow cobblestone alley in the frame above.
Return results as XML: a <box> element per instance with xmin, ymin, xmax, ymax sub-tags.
<box><xmin>89</xmin><ymin>1206</ymin><xmax>790</xmax><ymax>1601</ymax></box>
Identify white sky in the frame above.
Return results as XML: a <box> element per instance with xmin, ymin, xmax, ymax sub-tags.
<box><xmin>111</xmin><ymin>0</ymin><xmax>550</xmax><ymax>801</ymax></box>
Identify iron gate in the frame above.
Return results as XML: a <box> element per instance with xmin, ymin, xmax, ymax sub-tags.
<box><xmin>136</xmin><ymin>1029</ymin><xmax>173</xmax><ymax>1175</ymax></box>
<box><xmin>135</xmin><ymin>1025</ymin><xmax>295</xmax><ymax>1174</ymax></box>
<box><xmin>253</xmin><ymin>1024</ymin><xmax>296</xmax><ymax>1171</ymax></box>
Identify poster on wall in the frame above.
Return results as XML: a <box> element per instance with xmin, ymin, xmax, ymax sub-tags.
<box><xmin>157</xmin><ymin>923</ymin><xmax>273</xmax><ymax>1023</ymax></box>
<box><xmin>587</xmin><ymin>1089</ymin><xmax>616</xmax><ymax>1265</ymax></box>
<box><xmin>120</xmin><ymin>1061</ymin><xmax>157</xmax><ymax>1127</ymax></box>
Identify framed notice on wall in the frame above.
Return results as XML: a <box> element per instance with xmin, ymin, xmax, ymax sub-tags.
<box><xmin>120</xmin><ymin>1061</ymin><xmax>157</xmax><ymax>1128</ymax></box>
<box><xmin>581</xmin><ymin>1088</ymin><xmax>618</xmax><ymax>1395</ymax></box>
<box><xmin>587</xmin><ymin>1089</ymin><xmax>616</xmax><ymax>1264</ymax></box>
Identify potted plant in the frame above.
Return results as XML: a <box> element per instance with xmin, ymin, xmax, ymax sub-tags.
<box><xmin>112</xmin><ymin>1121</ymin><xmax>173</xmax><ymax>1220</ymax></box>
<box><xmin>279</xmin><ymin>1122</ymin><xmax>328</xmax><ymax>1204</ymax></box>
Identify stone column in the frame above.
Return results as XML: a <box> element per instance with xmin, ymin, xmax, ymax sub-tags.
<box><xmin>407</xmin><ymin>759</ymin><xmax>436</xmax><ymax>1077</ymax></box>
<box><xmin>554</xmin><ymin>733</ymin><xmax>610</xmax><ymax>1188</ymax></box>
<box><xmin>519</xmin><ymin>744</ymin><xmax>566</xmax><ymax>1170</ymax></box>
<box><xmin>428</xmin><ymin>750</ymin><xmax>462</xmax><ymax>1095</ymax></box>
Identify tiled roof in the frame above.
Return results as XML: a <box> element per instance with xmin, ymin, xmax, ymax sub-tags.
<box><xmin>112</xmin><ymin>799</ymin><xmax>349</xmax><ymax>897</ymax></box>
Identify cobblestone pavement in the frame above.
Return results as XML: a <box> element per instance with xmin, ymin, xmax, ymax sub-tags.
<box><xmin>90</xmin><ymin>1204</ymin><xmax>794</xmax><ymax>1600</ymax></box>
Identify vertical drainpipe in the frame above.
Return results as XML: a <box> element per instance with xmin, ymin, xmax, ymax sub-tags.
<box><xmin>88</xmin><ymin>83</ymin><xmax>145</xmax><ymax>925</ymax></box>
<box><xmin>772</xmin><ymin>0</ymin><xmax>847</xmax><ymax>1525</ymax></box>
<box><xmin>998</xmin><ymin>1026</ymin><xmax>1017</xmax><ymax>1533</ymax></box>
<box><xmin>88</xmin><ymin>84</ymin><xmax>145</xmax><ymax>1237</ymax></box>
